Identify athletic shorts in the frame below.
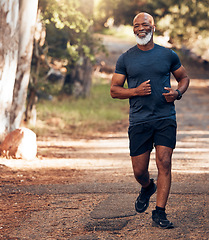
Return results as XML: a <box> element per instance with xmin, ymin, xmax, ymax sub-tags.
<box><xmin>128</xmin><ymin>119</ymin><xmax>177</xmax><ymax>157</ymax></box>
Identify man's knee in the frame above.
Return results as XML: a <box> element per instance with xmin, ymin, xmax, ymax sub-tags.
<box><xmin>156</xmin><ymin>146</ymin><xmax>172</xmax><ymax>173</ymax></box>
<box><xmin>158</xmin><ymin>159</ymin><xmax>171</xmax><ymax>172</ymax></box>
<box><xmin>133</xmin><ymin>167</ymin><xmax>149</xmax><ymax>182</ymax></box>
<box><xmin>131</xmin><ymin>151</ymin><xmax>150</xmax><ymax>184</ymax></box>
<box><xmin>157</xmin><ymin>153</ymin><xmax>172</xmax><ymax>175</ymax></box>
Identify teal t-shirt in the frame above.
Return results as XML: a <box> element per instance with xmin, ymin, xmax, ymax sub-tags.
<box><xmin>115</xmin><ymin>44</ymin><xmax>181</xmax><ymax>126</ymax></box>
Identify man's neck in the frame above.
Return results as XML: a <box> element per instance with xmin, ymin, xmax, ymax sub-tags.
<box><xmin>137</xmin><ymin>41</ymin><xmax>155</xmax><ymax>51</ymax></box>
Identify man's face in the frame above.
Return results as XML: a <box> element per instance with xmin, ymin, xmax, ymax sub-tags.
<box><xmin>133</xmin><ymin>14</ymin><xmax>154</xmax><ymax>45</ymax></box>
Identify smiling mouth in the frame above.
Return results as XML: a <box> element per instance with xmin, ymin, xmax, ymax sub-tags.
<box><xmin>137</xmin><ymin>32</ymin><xmax>147</xmax><ymax>37</ymax></box>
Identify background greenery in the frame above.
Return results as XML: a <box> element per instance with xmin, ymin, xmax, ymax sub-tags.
<box><xmin>34</xmin><ymin>80</ymin><xmax>129</xmax><ymax>138</ymax></box>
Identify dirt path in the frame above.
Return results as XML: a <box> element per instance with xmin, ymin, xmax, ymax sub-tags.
<box><xmin>1</xmin><ymin>37</ymin><xmax>209</xmax><ymax>240</ymax></box>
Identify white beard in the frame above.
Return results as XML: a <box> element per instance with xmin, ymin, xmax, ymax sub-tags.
<box><xmin>135</xmin><ymin>31</ymin><xmax>153</xmax><ymax>45</ymax></box>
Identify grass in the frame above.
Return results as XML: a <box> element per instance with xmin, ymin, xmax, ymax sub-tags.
<box><xmin>33</xmin><ymin>79</ymin><xmax>129</xmax><ymax>138</ymax></box>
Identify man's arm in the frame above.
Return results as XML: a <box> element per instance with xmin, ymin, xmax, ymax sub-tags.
<box><xmin>163</xmin><ymin>65</ymin><xmax>190</xmax><ymax>102</ymax></box>
<box><xmin>173</xmin><ymin>65</ymin><xmax>190</xmax><ymax>95</ymax></box>
<box><xmin>110</xmin><ymin>73</ymin><xmax>151</xmax><ymax>99</ymax></box>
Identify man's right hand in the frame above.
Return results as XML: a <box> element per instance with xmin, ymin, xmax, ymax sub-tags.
<box><xmin>135</xmin><ymin>80</ymin><xmax>151</xmax><ymax>96</ymax></box>
<box><xmin>110</xmin><ymin>74</ymin><xmax>151</xmax><ymax>99</ymax></box>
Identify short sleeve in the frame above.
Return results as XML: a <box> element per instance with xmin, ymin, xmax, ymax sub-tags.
<box><xmin>115</xmin><ymin>54</ymin><xmax>127</xmax><ymax>76</ymax></box>
<box><xmin>170</xmin><ymin>50</ymin><xmax>181</xmax><ymax>72</ymax></box>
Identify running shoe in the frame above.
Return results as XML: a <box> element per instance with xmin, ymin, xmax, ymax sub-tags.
<box><xmin>135</xmin><ymin>179</ymin><xmax>157</xmax><ymax>213</ymax></box>
<box><xmin>152</xmin><ymin>209</ymin><xmax>174</xmax><ymax>229</ymax></box>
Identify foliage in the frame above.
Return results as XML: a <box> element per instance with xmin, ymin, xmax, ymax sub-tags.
<box><xmin>151</xmin><ymin>1</ymin><xmax>209</xmax><ymax>42</ymax></box>
<box><xmin>94</xmin><ymin>0</ymin><xmax>144</xmax><ymax>27</ymax></box>
<box><xmin>39</xmin><ymin>0</ymin><xmax>95</xmax><ymax>66</ymax></box>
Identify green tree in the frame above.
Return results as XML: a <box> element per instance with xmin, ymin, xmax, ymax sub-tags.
<box><xmin>34</xmin><ymin>0</ymin><xmax>96</xmax><ymax>96</ymax></box>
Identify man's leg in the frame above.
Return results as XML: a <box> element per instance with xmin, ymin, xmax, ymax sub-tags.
<box><xmin>131</xmin><ymin>150</ymin><xmax>151</xmax><ymax>188</ymax></box>
<box><xmin>155</xmin><ymin>145</ymin><xmax>173</xmax><ymax>208</ymax></box>
<box><xmin>132</xmin><ymin>150</ymin><xmax>157</xmax><ymax>213</ymax></box>
<box><xmin>152</xmin><ymin>145</ymin><xmax>174</xmax><ymax>228</ymax></box>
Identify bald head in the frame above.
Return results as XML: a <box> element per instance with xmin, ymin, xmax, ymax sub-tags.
<box><xmin>133</xmin><ymin>12</ymin><xmax>154</xmax><ymax>26</ymax></box>
<box><xmin>133</xmin><ymin>12</ymin><xmax>155</xmax><ymax>47</ymax></box>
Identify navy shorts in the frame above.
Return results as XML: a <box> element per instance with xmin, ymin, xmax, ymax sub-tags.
<box><xmin>128</xmin><ymin>119</ymin><xmax>177</xmax><ymax>157</ymax></box>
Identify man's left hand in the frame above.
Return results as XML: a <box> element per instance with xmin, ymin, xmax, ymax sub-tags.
<box><xmin>163</xmin><ymin>87</ymin><xmax>178</xmax><ymax>102</ymax></box>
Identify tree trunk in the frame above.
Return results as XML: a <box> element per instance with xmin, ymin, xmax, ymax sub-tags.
<box><xmin>82</xmin><ymin>57</ymin><xmax>92</xmax><ymax>97</ymax></box>
<box><xmin>63</xmin><ymin>57</ymin><xmax>92</xmax><ymax>98</ymax></box>
<box><xmin>62</xmin><ymin>0</ymin><xmax>94</xmax><ymax>98</ymax></box>
<box><xmin>0</xmin><ymin>0</ymin><xmax>19</xmax><ymax>140</ymax></box>
<box><xmin>10</xmin><ymin>0</ymin><xmax>38</xmax><ymax>131</ymax></box>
